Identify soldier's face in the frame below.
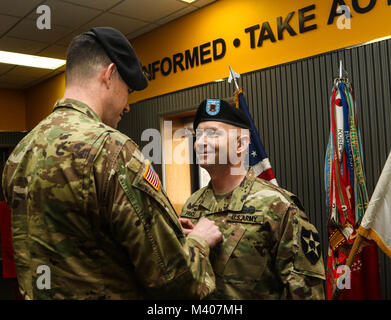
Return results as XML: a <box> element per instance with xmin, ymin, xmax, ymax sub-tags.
<box><xmin>195</xmin><ymin>121</ymin><xmax>239</xmax><ymax>167</ymax></box>
<box><xmin>103</xmin><ymin>70</ymin><xmax>130</xmax><ymax>129</ymax></box>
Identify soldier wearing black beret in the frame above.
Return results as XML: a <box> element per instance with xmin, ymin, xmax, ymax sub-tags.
<box><xmin>192</xmin><ymin>98</ymin><xmax>252</xmax><ymax>170</ymax></box>
<box><xmin>84</xmin><ymin>27</ymin><xmax>148</xmax><ymax>92</ymax></box>
<box><xmin>193</xmin><ymin>98</ymin><xmax>251</xmax><ymax>130</ymax></box>
<box><xmin>3</xmin><ymin>27</ymin><xmax>223</xmax><ymax>299</ymax></box>
<box><xmin>180</xmin><ymin>97</ymin><xmax>326</xmax><ymax>300</ymax></box>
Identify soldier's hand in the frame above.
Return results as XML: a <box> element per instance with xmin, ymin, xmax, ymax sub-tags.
<box><xmin>179</xmin><ymin>218</ymin><xmax>194</xmax><ymax>236</ymax></box>
<box><xmin>189</xmin><ymin>218</ymin><xmax>223</xmax><ymax>248</ymax></box>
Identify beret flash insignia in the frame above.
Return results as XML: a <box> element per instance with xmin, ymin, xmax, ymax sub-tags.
<box><xmin>206</xmin><ymin>99</ymin><xmax>220</xmax><ymax>116</ymax></box>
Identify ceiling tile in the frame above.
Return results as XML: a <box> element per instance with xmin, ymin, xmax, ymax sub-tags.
<box><xmin>82</xmin><ymin>13</ymin><xmax>148</xmax><ymax>36</ymax></box>
<box><xmin>0</xmin><ymin>64</ymin><xmax>14</xmax><ymax>75</ymax></box>
<box><xmin>54</xmin><ymin>28</ymin><xmax>88</xmax><ymax>46</ymax></box>
<box><xmin>0</xmin><ymin>36</ymin><xmax>49</xmax><ymax>55</ymax></box>
<box><xmin>0</xmin><ymin>66</ymin><xmax>56</xmax><ymax>88</ymax></box>
<box><xmin>127</xmin><ymin>23</ymin><xmax>159</xmax><ymax>40</ymax></box>
<box><xmin>26</xmin><ymin>0</ymin><xmax>102</xmax><ymax>29</ymax></box>
<box><xmin>60</xmin><ymin>0</ymin><xmax>123</xmax><ymax>11</ymax></box>
<box><xmin>7</xmin><ymin>18</ymin><xmax>72</xmax><ymax>44</ymax></box>
<box><xmin>0</xmin><ymin>14</ymin><xmax>20</xmax><ymax>35</ymax></box>
<box><xmin>37</xmin><ymin>44</ymin><xmax>68</xmax><ymax>59</ymax></box>
<box><xmin>3</xmin><ymin>66</ymin><xmax>52</xmax><ymax>79</ymax></box>
<box><xmin>0</xmin><ymin>0</ymin><xmax>213</xmax><ymax>90</ymax></box>
<box><xmin>110</xmin><ymin>0</ymin><xmax>187</xmax><ymax>22</ymax></box>
<box><xmin>0</xmin><ymin>0</ymin><xmax>43</xmax><ymax>18</ymax></box>
<box><xmin>191</xmin><ymin>0</ymin><xmax>216</xmax><ymax>8</ymax></box>
<box><xmin>154</xmin><ymin>5</ymin><xmax>197</xmax><ymax>25</ymax></box>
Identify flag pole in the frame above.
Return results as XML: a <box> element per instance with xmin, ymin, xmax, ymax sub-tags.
<box><xmin>332</xmin><ymin>233</ymin><xmax>364</xmax><ymax>300</ymax></box>
<box><xmin>339</xmin><ymin>60</ymin><xmax>343</xmax><ymax>79</ymax></box>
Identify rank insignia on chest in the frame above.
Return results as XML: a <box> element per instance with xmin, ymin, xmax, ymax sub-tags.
<box><xmin>241</xmin><ymin>205</ymin><xmax>255</xmax><ymax>214</ymax></box>
<box><xmin>300</xmin><ymin>227</ymin><xmax>321</xmax><ymax>265</ymax></box>
<box><xmin>143</xmin><ymin>160</ymin><xmax>160</xmax><ymax>191</ymax></box>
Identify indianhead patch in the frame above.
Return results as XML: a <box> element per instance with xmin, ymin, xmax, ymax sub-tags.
<box><xmin>143</xmin><ymin>160</ymin><xmax>160</xmax><ymax>191</ymax></box>
<box><xmin>206</xmin><ymin>99</ymin><xmax>220</xmax><ymax>116</ymax></box>
<box><xmin>301</xmin><ymin>227</ymin><xmax>321</xmax><ymax>265</ymax></box>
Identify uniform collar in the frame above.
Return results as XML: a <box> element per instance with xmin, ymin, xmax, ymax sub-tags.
<box><xmin>53</xmin><ymin>98</ymin><xmax>102</xmax><ymax>123</ymax></box>
<box><xmin>195</xmin><ymin>167</ymin><xmax>258</xmax><ymax>212</ymax></box>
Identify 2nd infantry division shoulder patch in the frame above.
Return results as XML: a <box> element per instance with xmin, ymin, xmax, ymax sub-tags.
<box><xmin>143</xmin><ymin>160</ymin><xmax>160</xmax><ymax>191</ymax></box>
<box><xmin>300</xmin><ymin>227</ymin><xmax>321</xmax><ymax>265</ymax></box>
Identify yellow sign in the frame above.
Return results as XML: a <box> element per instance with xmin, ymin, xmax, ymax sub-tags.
<box><xmin>129</xmin><ymin>0</ymin><xmax>391</xmax><ymax>103</ymax></box>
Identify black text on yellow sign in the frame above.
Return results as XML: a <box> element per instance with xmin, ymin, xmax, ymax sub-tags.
<box><xmin>142</xmin><ymin>0</ymin><xmax>390</xmax><ymax>81</ymax></box>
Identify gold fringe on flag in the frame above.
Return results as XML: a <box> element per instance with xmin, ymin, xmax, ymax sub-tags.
<box><xmin>234</xmin><ymin>89</ymin><xmax>243</xmax><ymax>109</ymax></box>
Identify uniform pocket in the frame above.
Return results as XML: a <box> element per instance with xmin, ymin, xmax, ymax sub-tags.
<box><xmin>213</xmin><ymin>216</ymin><xmax>269</xmax><ymax>285</ymax></box>
<box><xmin>213</xmin><ymin>223</ymin><xmax>246</xmax><ymax>275</ymax></box>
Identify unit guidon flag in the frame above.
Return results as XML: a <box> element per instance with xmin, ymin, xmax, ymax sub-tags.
<box><xmin>324</xmin><ymin>77</ymin><xmax>381</xmax><ymax>299</ymax></box>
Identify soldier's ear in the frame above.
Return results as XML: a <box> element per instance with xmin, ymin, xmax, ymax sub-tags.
<box><xmin>237</xmin><ymin>133</ymin><xmax>250</xmax><ymax>154</ymax></box>
<box><xmin>102</xmin><ymin>63</ymin><xmax>116</xmax><ymax>90</ymax></box>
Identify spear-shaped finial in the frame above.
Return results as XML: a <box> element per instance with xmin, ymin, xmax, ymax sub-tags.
<box><xmin>228</xmin><ymin>66</ymin><xmax>240</xmax><ymax>90</ymax></box>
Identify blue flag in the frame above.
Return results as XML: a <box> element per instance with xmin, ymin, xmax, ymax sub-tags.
<box><xmin>236</xmin><ymin>90</ymin><xmax>277</xmax><ymax>185</ymax></box>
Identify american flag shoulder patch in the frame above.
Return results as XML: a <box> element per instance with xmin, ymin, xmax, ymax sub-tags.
<box><xmin>143</xmin><ymin>160</ymin><xmax>160</xmax><ymax>191</ymax></box>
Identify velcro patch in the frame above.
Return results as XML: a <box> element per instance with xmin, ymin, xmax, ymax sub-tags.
<box><xmin>301</xmin><ymin>227</ymin><xmax>321</xmax><ymax>265</ymax></box>
<box><xmin>181</xmin><ymin>210</ymin><xmax>201</xmax><ymax>219</ymax></box>
<box><xmin>227</xmin><ymin>214</ymin><xmax>263</xmax><ymax>224</ymax></box>
<box><xmin>143</xmin><ymin>160</ymin><xmax>160</xmax><ymax>191</ymax></box>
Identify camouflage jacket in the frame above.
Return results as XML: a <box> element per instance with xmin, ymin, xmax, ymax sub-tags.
<box><xmin>181</xmin><ymin>168</ymin><xmax>325</xmax><ymax>300</ymax></box>
<box><xmin>2</xmin><ymin>98</ymin><xmax>215</xmax><ymax>300</ymax></box>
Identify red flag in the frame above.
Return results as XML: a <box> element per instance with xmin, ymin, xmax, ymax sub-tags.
<box><xmin>326</xmin><ymin>233</ymin><xmax>381</xmax><ymax>299</ymax></box>
<box><xmin>0</xmin><ymin>200</ymin><xmax>17</xmax><ymax>278</ymax></box>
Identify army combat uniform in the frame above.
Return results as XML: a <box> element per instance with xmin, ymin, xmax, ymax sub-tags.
<box><xmin>181</xmin><ymin>168</ymin><xmax>326</xmax><ymax>299</ymax></box>
<box><xmin>2</xmin><ymin>98</ymin><xmax>215</xmax><ymax>300</ymax></box>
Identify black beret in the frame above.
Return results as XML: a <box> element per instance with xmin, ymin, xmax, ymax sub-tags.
<box><xmin>85</xmin><ymin>27</ymin><xmax>148</xmax><ymax>91</ymax></box>
<box><xmin>193</xmin><ymin>98</ymin><xmax>251</xmax><ymax>130</ymax></box>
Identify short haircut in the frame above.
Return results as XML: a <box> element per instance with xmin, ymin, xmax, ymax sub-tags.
<box><xmin>65</xmin><ymin>34</ymin><xmax>112</xmax><ymax>85</ymax></box>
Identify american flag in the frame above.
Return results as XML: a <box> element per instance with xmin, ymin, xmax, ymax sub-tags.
<box><xmin>143</xmin><ymin>160</ymin><xmax>160</xmax><ymax>191</ymax></box>
<box><xmin>236</xmin><ymin>90</ymin><xmax>278</xmax><ymax>186</ymax></box>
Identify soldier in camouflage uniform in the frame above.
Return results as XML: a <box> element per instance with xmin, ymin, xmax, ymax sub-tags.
<box><xmin>2</xmin><ymin>27</ymin><xmax>222</xmax><ymax>299</ymax></box>
<box><xmin>181</xmin><ymin>98</ymin><xmax>326</xmax><ymax>299</ymax></box>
